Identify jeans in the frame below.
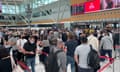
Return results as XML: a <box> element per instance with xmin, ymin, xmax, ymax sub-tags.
<box><xmin>39</xmin><ymin>54</ymin><xmax>47</xmax><ymax>65</ymax></box>
<box><xmin>39</xmin><ymin>47</ymin><xmax>49</xmax><ymax>65</ymax></box>
<box><xmin>13</xmin><ymin>50</ymin><xmax>18</xmax><ymax>64</ymax></box>
<box><xmin>25</xmin><ymin>57</ymin><xmax>35</xmax><ymax>72</ymax></box>
<box><xmin>78</xmin><ymin>67</ymin><xmax>94</xmax><ymax>72</ymax></box>
<box><xmin>67</xmin><ymin>56</ymin><xmax>75</xmax><ymax>72</ymax></box>
<box><xmin>100</xmin><ymin>49</ymin><xmax>112</xmax><ymax>62</ymax></box>
<box><xmin>17</xmin><ymin>51</ymin><xmax>24</xmax><ymax>61</ymax></box>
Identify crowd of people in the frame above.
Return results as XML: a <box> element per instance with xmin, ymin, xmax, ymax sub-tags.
<box><xmin>0</xmin><ymin>24</ymin><xmax>119</xmax><ymax>72</ymax></box>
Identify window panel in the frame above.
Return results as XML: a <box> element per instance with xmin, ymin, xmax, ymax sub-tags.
<box><xmin>1</xmin><ymin>0</ymin><xmax>58</xmax><ymax>14</ymax></box>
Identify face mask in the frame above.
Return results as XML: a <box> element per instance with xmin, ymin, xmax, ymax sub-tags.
<box><xmin>102</xmin><ymin>33</ymin><xmax>105</xmax><ymax>36</ymax></box>
<box><xmin>5</xmin><ymin>45</ymin><xmax>11</xmax><ymax>48</ymax></box>
<box><xmin>30</xmin><ymin>41</ymin><xmax>34</xmax><ymax>44</ymax></box>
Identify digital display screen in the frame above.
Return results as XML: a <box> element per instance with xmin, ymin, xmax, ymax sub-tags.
<box><xmin>71</xmin><ymin>0</ymin><xmax>120</xmax><ymax>15</ymax></box>
<box><xmin>71</xmin><ymin>5</ymin><xmax>77</xmax><ymax>15</ymax></box>
<box><xmin>71</xmin><ymin>3</ymin><xmax>84</xmax><ymax>15</ymax></box>
<box><xmin>76</xmin><ymin>4</ymin><xmax>84</xmax><ymax>14</ymax></box>
<box><xmin>101</xmin><ymin>0</ymin><xmax>120</xmax><ymax>10</ymax></box>
<box><xmin>85</xmin><ymin>0</ymin><xmax>100</xmax><ymax>12</ymax></box>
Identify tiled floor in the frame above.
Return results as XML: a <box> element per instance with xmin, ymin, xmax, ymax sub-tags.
<box><xmin>35</xmin><ymin>55</ymin><xmax>120</xmax><ymax>72</ymax></box>
<box><xmin>102</xmin><ymin>58</ymin><xmax>120</xmax><ymax>72</ymax></box>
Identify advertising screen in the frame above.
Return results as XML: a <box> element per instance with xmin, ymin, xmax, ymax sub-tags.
<box><xmin>77</xmin><ymin>4</ymin><xmax>84</xmax><ymax>14</ymax></box>
<box><xmin>101</xmin><ymin>0</ymin><xmax>120</xmax><ymax>10</ymax></box>
<box><xmin>85</xmin><ymin>0</ymin><xmax>100</xmax><ymax>12</ymax></box>
<box><xmin>71</xmin><ymin>0</ymin><xmax>120</xmax><ymax>15</ymax></box>
<box><xmin>71</xmin><ymin>4</ymin><xmax>84</xmax><ymax>15</ymax></box>
<box><xmin>71</xmin><ymin>4</ymin><xmax>77</xmax><ymax>15</ymax></box>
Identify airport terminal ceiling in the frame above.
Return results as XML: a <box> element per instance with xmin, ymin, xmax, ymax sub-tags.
<box><xmin>0</xmin><ymin>0</ymin><xmax>120</xmax><ymax>25</ymax></box>
<box><xmin>1</xmin><ymin>0</ymin><xmax>59</xmax><ymax>14</ymax></box>
<box><xmin>0</xmin><ymin>0</ymin><xmax>61</xmax><ymax>25</ymax></box>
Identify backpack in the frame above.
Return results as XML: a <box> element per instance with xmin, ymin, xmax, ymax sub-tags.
<box><xmin>46</xmin><ymin>50</ymin><xmax>63</xmax><ymax>72</ymax></box>
<box><xmin>87</xmin><ymin>45</ymin><xmax>100</xmax><ymax>70</ymax></box>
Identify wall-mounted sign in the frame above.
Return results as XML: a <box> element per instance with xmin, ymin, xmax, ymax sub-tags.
<box><xmin>71</xmin><ymin>3</ymin><xmax>84</xmax><ymax>15</ymax></box>
<box><xmin>85</xmin><ymin>0</ymin><xmax>100</xmax><ymax>12</ymax></box>
<box><xmin>71</xmin><ymin>0</ymin><xmax>120</xmax><ymax>15</ymax></box>
<box><xmin>101</xmin><ymin>0</ymin><xmax>120</xmax><ymax>10</ymax></box>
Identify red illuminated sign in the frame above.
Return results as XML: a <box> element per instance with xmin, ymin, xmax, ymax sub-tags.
<box><xmin>85</xmin><ymin>0</ymin><xmax>100</xmax><ymax>12</ymax></box>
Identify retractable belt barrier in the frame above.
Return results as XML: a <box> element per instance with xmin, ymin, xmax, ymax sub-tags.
<box><xmin>98</xmin><ymin>56</ymin><xmax>114</xmax><ymax>72</ymax></box>
<box><xmin>17</xmin><ymin>60</ymin><xmax>31</xmax><ymax>72</ymax></box>
<box><xmin>41</xmin><ymin>51</ymin><xmax>115</xmax><ymax>72</ymax></box>
<box><xmin>41</xmin><ymin>51</ymin><xmax>48</xmax><ymax>56</ymax></box>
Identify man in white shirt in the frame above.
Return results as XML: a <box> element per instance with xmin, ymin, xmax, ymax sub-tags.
<box><xmin>16</xmin><ymin>35</ymin><xmax>27</xmax><ymax>61</ymax></box>
<box><xmin>17</xmin><ymin>36</ymin><xmax>27</xmax><ymax>50</ymax></box>
<box><xmin>74</xmin><ymin>37</ymin><xmax>94</xmax><ymax>72</ymax></box>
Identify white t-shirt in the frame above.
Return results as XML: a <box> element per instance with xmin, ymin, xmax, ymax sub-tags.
<box><xmin>17</xmin><ymin>39</ymin><xmax>27</xmax><ymax>48</ymax></box>
<box><xmin>74</xmin><ymin>44</ymin><xmax>90</xmax><ymax>68</ymax></box>
<box><xmin>87</xmin><ymin>35</ymin><xmax>99</xmax><ymax>51</ymax></box>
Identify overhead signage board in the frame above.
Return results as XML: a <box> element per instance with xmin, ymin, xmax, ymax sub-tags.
<box><xmin>85</xmin><ymin>0</ymin><xmax>100</xmax><ymax>12</ymax></box>
<box><xmin>71</xmin><ymin>0</ymin><xmax>120</xmax><ymax>15</ymax></box>
<box><xmin>101</xmin><ymin>0</ymin><xmax>120</xmax><ymax>10</ymax></box>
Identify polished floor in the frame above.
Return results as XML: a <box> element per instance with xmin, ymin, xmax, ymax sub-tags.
<box><xmin>35</xmin><ymin>54</ymin><xmax>120</xmax><ymax>72</ymax></box>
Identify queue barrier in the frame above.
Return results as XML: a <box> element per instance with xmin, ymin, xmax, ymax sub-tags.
<box><xmin>98</xmin><ymin>56</ymin><xmax>114</xmax><ymax>72</ymax></box>
<box><xmin>41</xmin><ymin>51</ymin><xmax>115</xmax><ymax>72</ymax></box>
<box><xmin>17</xmin><ymin>60</ymin><xmax>31</xmax><ymax>72</ymax></box>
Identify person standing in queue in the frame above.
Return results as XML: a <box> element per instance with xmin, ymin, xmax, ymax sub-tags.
<box><xmin>16</xmin><ymin>34</ymin><xmax>27</xmax><ymax>61</ymax></box>
<box><xmin>74</xmin><ymin>37</ymin><xmax>94</xmax><ymax>72</ymax></box>
<box><xmin>0</xmin><ymin>47</ymin><xmax>12</xmax><ymax>72</ymax></box>
<box><xmin>23</xmin><ymin>36</ymin><xmax>37</xmax><ymax>72</ymax></box>
<box><xmin>100</xmin><ymin>31</ymin><xmax>113</xmax><ymax>63</ymax></box>
<box><xmin>65</xmin><ymin>32</ymin><xmax>78</xmax><ymax>72</ymax></box>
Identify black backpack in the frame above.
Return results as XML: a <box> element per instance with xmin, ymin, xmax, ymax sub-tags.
<box><xmin>87</xmin><ymin>45</ymin><xmax>100</xmax><ymax>70</ymax></box>
<box><xmin>46</xmin><ymin>50</ymin><xmax>63</xmax><ymax>72</ymax></box>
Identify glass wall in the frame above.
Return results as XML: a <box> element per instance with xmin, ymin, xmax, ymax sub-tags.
<box><xmin>2</xmin><ymin>0</ymin><xmax>58</xmax><ymax>14</ymax></box>
<box><xmin>32</xmin><ymin>0</ymin><xmax>58</xmax><ymax>8</ymax></box>
<box><xmin>2</xmin><ymin>5</ymin><xmax>19</xmax><ymax>14</ymax></box>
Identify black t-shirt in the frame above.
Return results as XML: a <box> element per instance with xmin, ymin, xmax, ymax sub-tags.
<box><xmin>65</xmin><ymin>40</ymin><xmax>78</xmax><ymax>57</ymax></box>
<box><xmin>23</xmin><ymin>42</ymin><xmax>37</xmax><ymax>58</ymax></box>
<box><xmin>62</xmin><ymin>32</ymin><xmax>67</xmax><ymax>42</ymax></box>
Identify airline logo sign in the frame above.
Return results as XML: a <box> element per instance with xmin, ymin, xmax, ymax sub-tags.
<box><xmin>85</xmin><ymin>0</ymin><xmax>100</xmax><ymax>12</ymax></box>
